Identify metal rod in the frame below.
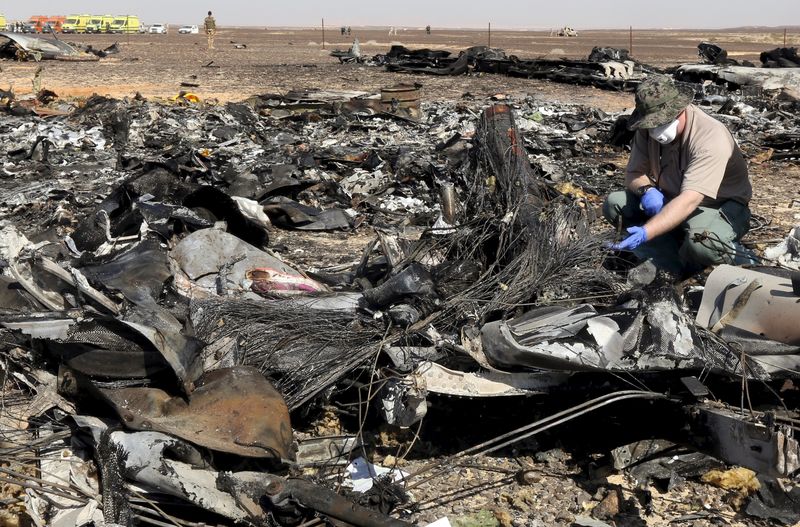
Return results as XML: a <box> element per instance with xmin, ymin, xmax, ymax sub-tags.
<box><xmin>0</xmin><ymin>466</ymin><xmax>94</xmax><ymax>499</ymax></box>
<box><xmin>0</xmin><ymin>475</ymin><xmax>88</xmax><ymax>503</ymax></box>
<box><xmin>405</xmin><ymin>390</ymin><xmax>666</xmax><ymax>488</ymax></box>
<box><xmin>322</xmin><ymin>18</ymin><xmax>325</xmax><ymax>49</ymax></box>
<box><xmin>129</xmin><ymin>491</ymin><xmax>185</xmax><ymax>527</ymax></box>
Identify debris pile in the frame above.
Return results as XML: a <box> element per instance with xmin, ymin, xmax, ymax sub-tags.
<box><xmin>1</xmin><ymin>81</ymin><xmax>799</xmax><ymax>526</ymax></box>
<box><xmin>332</xmin><ymin>43</ymin><xmax>648</xmax><ymax>90</ymax></box>
<box><xmin>677</xmin><ymin>43</ymin><xmax>800</xmax><ymax>102</ymax></box>
<box><xmin>0</xmin><ymin>31</ymin><xmax>118</xmax><ymax>61</ymax></box>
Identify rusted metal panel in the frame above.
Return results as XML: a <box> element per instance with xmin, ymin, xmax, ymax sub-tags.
<box><xmin>99</xmin><ymin>366</ymin><xmax>294</xmax><ymax>460</ymax></box>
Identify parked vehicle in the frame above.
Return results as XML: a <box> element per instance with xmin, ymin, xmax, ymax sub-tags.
<box><xmin>86</xmin><ymin>15</ymin><xmax>114</xmax><ymax>33</ymax></box>
<box><xmin>109</xmin><ymin>15</ymin><xmax>140</xmax><ymax>34</ymax></box>
<box><xmin>45</xmin><ymin>16</ymin><xmax>66</xmax><ymax>32</ymax></box>
<box><xmin>0</xmin><ymin>15</ymin><xmax>7</xmax><ymax>31</ymax></box>
<box><xmin>62</xmin><ymin>14</ymin><xmax>91</xmax><ymax>33</ymax></box>
<box><xmin>149</xmin><ymin>23</ymin><xmax>168</xmax><ymax>34</ymax></box>
<box><xmin>28</xmin><ymin>16</ymin><xmax>49</xmax><ymax>33</ymax></box>
<box><xmin>178</xmin><ymin>25</ymin><xmax>199</xmax><ymax>34</ymax></box>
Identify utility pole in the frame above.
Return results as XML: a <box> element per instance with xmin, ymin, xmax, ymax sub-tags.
<box><xmin>488</xmin><ymin>21</ymin><xmax>491</xmax><ymax>47</ymax></box>
<box><xmin>322</xmin><ymin>18</ymin><xmax>325</xmax><ymax>49</ymax></box>
<box><xmin>629</xmin><ymin>26</ymin><xmax>633</xmax><ymax>56</ymax></box>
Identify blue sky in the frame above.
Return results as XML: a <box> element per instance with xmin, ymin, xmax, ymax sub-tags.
<box><xmin>3</xmin><ymin>0</ymin><xmax>799</xmax><ymax>29</ymax></box>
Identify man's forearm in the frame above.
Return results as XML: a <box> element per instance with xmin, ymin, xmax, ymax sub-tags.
<box><xmin>643</xmin><ymin>190</ymin><xmax>704</xmax><ymax>240</ymax></box>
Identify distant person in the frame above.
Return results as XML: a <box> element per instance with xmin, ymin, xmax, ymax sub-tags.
<box><xmin>204</xmin><ymin>10</ymin><xmax>216</xmax><ymax>50</ymax></box>
<box><xmin>347</xmin><ymin>26</ymin><xmax>351</xmax><ymax>35</ymax></box>
<box><xmin>426</xmin><ymin>25</ymin><xmax>431</xmax><ymax>35</ymax></box>
<box><xmin>604</xmin><ymin>76</ymin><xmax>755</xmax><ymax>275</ymax></box>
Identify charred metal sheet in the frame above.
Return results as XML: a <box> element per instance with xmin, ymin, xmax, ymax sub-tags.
<box><xmin>0</xmin><ymin>32</ymin><xmax>98</xmax><ymax>61</ymax></box>
<box><xmin>761</xmin><ymin>47</ymin><xmax>800</xmax><ymax>68</ymax></box>
<box><xmin>685</xmin><ymin>404</ymin><xmax>800</xmax><ymax>478</ymax></box>
<box><xmin>98</xmin><ymin>366</ymin><xmax>294</xmax><ymax>460</ymax></box>
<box><xmin>696</xmin><ymin>42</ymin><xmax>753</xmax><ymax>66</ymax></box>
<box><xmin>387</xmin><ymin>53</ymin><xmax>468</xmax><ymax>76</ymax></box>
<box><xmin>169</xmin><ymin>228</ymin><xmax>314</xmax><ymax>298</ymax></box>
<box><xmin>330</xmin><ymin>38</ymin><xmax>362</xmax><ymax>63</ymax></box>
<box><xmin>588</xmin><ymin>46</ymin><xmax>632</xmax><ymax>63</ymax></box>
<box><xmin>96</xmin><ymin>428</ymin><xmax>251</xmax><ymax>521</ymax></box>
<box><xmin>0</xmin><ymin>313</ymin><xmax>76</xmax><ymax>340</ymax></box>
<box><xmin>79</xmin><ymin>239</ymin><xmax>171</xmax><ymax>302</ymax></box>
<box><xmin>479</xmin><ymin>288</ymin><xmax>735</xmax><ymax>374</ymax></box>
<box><xmin>675</xmin><ymin>64</ymin><xmax>800</xmax><ymax>101</ymax></box>
<box><xmin>384</xmin><ymin>45</ymin><xmax>451</xmax><ymax>60</ymax></box>
<box><xmin>120</xmin><ymin>301</ymin><xmax>203</xmax><ymax>392</ymax></box>
<box><xmin>507</xmin><ymin>58</ymin><xmax>640</xmax><ymax>90</ymax></box>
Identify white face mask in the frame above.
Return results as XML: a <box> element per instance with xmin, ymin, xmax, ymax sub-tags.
<box><xmin>649</xmin><ymin>118</ymin><xmax>680</xmax><ymax>144</ymax></box>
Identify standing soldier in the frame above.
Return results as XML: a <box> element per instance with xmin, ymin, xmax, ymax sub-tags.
<box><xmin>204</xmin><ymin>10</ymin><xmax>216</xmax><ymax>50</ymax></box>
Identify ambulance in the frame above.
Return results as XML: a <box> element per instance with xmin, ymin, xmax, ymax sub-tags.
<box><xmin>62</xmin><ymin>14</ymin><xmax>91</xmax><ymax>33</ymax></box>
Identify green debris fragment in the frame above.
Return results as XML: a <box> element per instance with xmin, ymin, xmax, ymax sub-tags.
<box><xmin>451</xmin><ymin>509</ymin><xmax>500</xmax><ymax>527</ymax></box>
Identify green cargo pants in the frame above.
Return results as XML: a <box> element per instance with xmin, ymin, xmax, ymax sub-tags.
<box><xmin>603</xmin><ymin>190</ymin><xmax>753</xmax><ymax>274</ymax></box>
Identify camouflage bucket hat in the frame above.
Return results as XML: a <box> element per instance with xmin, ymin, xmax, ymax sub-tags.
<box><xmin>627</xmin><ymin>76</ymin><xmax>694</xmax><ymax>130</ymax></box>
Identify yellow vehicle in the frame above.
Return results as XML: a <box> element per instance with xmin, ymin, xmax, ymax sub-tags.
<box><xmin>86</xmin><ymin>15</ymin><xmax>114</xmax><ymax>33</ymax></box>
<box><xmin>108</xmin><ymin>15</ymin><xmax>140</xmax><ymax>34</ymax></box>
<box><xmin>0</xmin><ymin>14</ymin><xmax>7</xmax><ymax>31</ymax></box>
<box><xmin>62</xmin><ymin>14</ymin><xmax>91</xmax><ymax>33</ymax></box>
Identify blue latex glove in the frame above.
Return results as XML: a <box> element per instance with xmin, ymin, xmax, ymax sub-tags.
<box><xmin>640</xmin><ymin>187</ymin><xmax>665</xmax><ymax>216</ymax></box>
<box><xmin>611</xmin><ymin>226</ymin><xmax>648</xmax><ymax>251</ymax></box>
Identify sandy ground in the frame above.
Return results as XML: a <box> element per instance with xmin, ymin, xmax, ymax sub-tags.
<box><xmin>2</xmin><ymin>27</ymin><xmax>799</xmax><ymax>104</ymax></box>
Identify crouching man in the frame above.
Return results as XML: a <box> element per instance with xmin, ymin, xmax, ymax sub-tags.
<box><xmin>604</xmin><ymin>76</ymin><xmax>755</xmax><ymax>275</ymax></box>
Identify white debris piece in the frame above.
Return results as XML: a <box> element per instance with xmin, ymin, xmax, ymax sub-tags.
<box><xmin>345</xmin><ymin>456</ymin><xmax>409</xmax><ymax>493</ymax></box>
<box><xmin>764</xmin><ymin>226</ymin><xmax>800</xmax><ymax>270</ymax></box>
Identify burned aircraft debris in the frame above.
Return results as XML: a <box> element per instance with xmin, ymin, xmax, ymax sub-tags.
<box><xmin>1</xmin><ymin>67</ymin><xmax>799</xmax><ymax>527</ymax></box>
<box><xmin>0</xmin><ymin>31</ymin><xmax>104</xmax><ymax>61</ymax></box>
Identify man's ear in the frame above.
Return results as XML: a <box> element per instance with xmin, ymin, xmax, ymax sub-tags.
<box><xmin>677</xmin><ymin>109</ymin><xmax>688</xmax><ymax>135</ymax></box>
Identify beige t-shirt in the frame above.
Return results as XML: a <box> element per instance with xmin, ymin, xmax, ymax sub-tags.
<box><xmin>626</xmin><ymin>104</ymin><xmax>751</xmax><ymax>206</ymax></box>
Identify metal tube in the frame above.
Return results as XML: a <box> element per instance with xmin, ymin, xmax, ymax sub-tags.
<box><xmin>440</xmin><ymin>184</ymin><xmax>457</xmax><ymax>224</ymax></box>
<box><xmin>286</xmin><ymin>478</ymin><xmax>412</xmax><ymax>527</ymax></box>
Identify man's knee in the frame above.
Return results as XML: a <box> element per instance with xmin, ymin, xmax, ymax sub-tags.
<box><xmin>603</xmin><ymin>190</ymin><xmax>635</xmax><ymax>225</ymax></box>
<box><xmin>680</xmin><ymin>230</ymin><xmax>733</xmax><ymax>268</ymax></box>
